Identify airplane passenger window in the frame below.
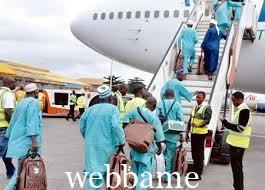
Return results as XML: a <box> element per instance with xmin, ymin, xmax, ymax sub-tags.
<box><xmin>135</xmin><ymin>11</ymin><xmax>141</xmax><ymax>18</ymax></box>
<box><xmin>174</xmin><ymin>10</ymin><xmax>179</xmax><ymax>18</ymax></box>
<box><xmin>154</xmin><ymin>10</ymin><xmax>159</xmax><ymax>18</ymax></box>
<box><xmin>145</xmin><ymin>11</ymin><xmax>150</xmax><ymax>18</ymax></box>
<box><xmin>93</xmin><ymin>13</ymin><xmax>98</xmax><ymax>20</ymax></box>
<box><xmin>126</xmin><ymin>11</ymin><xmax>132</xmax><ymax>19</ymax></box>
<box><xmin>109</xmin><ymin>12</ymin><xmax>114</xmax><ymax>19</ymax></box>
<box><xmin>164</xmin><ymin>10</ymin><xmax>170</xmax><ymax>18</ymax></box>
<box><xmin>184</xmin><ymin>10</ymin><xmax>189</xmax><ymax>18</ymax></box>
<box><xmin>118</xmin><ymin>12</ymin><xmax>123</xmax><ymax>19</ymax></box>
<box><xmin>101</xmin><ymin>13</ymin><xmax>106</xmax><ymax>20</ymax></box>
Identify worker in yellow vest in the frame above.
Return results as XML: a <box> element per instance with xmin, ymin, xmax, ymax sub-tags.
<box><xmin>66</xmin><ymin>90</ymin><xmax>77</xmax><ymax>122</ymax></box>
<box><xmin>37</xmin><ymin>89</ymin><xmax>45</xmax><ymax>112</ymax></box>
<box><xmin>76</xmin><ymin>93</ymin><xmax>85</xmax><ymax>119</ymax></box>
<box><xmin>0</xmin><ymin>77</ymin><xmax>16</xmax><ymax>179</ymax></box>
<box><xmin>112</xmin><ymin>83</ymin><xmax>128</xmax><ymax>121</ymax></box>
<box><xmin>220</xmin><ymin>91</ymin><xmax>252</xmax><ymax>190</ymax></box>
<box><xmin>125</xmin><ymin>82</ymin><xmax>147</xmax><ymax>114</ymax></box>
<box><xmin>186</xmin><ymin>91</ymin><xmax>212</xmax><ymax>181</ymax></box>
<box><xmin>15</xmin><ymin>86</ymin><xmax>25</xmax><ymax>103</ymax></box>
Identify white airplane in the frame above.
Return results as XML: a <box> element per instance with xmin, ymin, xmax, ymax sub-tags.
<box><xmin>71</xmin><ymin>0</ymin><xmax>265</xmax><ymax>112</ymax></box>
<box><xmin>70</xmin><ymin>0</ymin><xmax>195</xmax><ymax>73</ymax></box>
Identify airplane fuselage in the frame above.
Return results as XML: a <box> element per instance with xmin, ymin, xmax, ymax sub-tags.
<box><xmin>71</xmin><ymin>0</ymin><xmax>194</xmax><ymax>73</ymax></box>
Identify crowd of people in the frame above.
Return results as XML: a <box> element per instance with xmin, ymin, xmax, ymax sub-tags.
<box><xmin>0</xmin><ymin>1</ymin><xmax>250</xmax><ymax>189</ymax></box>
<box><xmin>178</xmin><ymin>0</ymin><xmax>244</xmax><ymax>80</ymax></box>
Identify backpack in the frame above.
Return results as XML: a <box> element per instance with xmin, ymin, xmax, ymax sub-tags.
<box><xmin>172</xmin><ymin>144</ymin><xmax>188</xmax><ymax>176</ymax></box>
<box><xmin>16</xmin><ymin>151</ymin><xmax>47</xmax><ymax>190</ymax></box>
<box><xmin>108</xmin><ymin>148</ymin><xmax>133</xmax><ymax>190</ymax></box>
<box><xmin>124</xmin><ymin>107</ymin><xmax>156</xmax><ymax>153</ymax></box>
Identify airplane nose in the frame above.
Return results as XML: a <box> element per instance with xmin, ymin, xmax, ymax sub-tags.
<box><xmin>70</xmin><ymin>12</ymin><xmax>90</xmax><ymax>45</ymax></box>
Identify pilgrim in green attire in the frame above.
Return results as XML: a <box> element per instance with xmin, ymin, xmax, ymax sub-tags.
<box><xmin>80</xmin><ymin>85</ymin><xmax>125</xmax><ymax>190</ymax></box>
<box><xmin>4</xmin><ymin>83</ymin><xmax>43</xmax><ymax>190</ymax></box>
<box><xmin>124</xmin><ymin>97</ymin><xmax>164</xmax><ymax>190</ymax></box>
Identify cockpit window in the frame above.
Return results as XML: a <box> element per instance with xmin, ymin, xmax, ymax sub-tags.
<box><xmin>174</xmin><ymin>10</ymin><xmax>179</xmax><ymax>18</ymax></box>
<box><xmin>93</xmin><ymin>13</ymin><xmax>97</xmax><ymax>20</ymax></box>
<box><xmin>145</xmin><ymin>11</ymin><xmax>150</xmax><ymax>18</ymax></box>
<box><xmin>118</xmin><ymin>12</ymin><xmax>123</xmax><ymax>19</ymax></box>
<box><xmin>154</xmin><ymin>10</ymin><xmax>159</xmax><ymax>18</ymax></box>
<box><xmin>184</xmin><ymin>10</ymin><xmax>190</xmax><ymax>17</ymax></box>
<box><xmin>101</xmin><ymin>13</ymin><xmax>106</xmax><ymax>20</ymax></box>
<box><xmin>109</xmin><ymin>12</ymin><xmax>114</xmax><ymax>19</ymax></box>
<box><xmin>126</xmin><ymin>11</ymin><xmax>132</xmax><ymax>19</ymax></box>
<box><xmin>135</xmin><ymin>11</ymin><xmax>141</xmax><ymax>19</ymax></box>
<box><xmin>164</xmin><ymin>10</ymin><xmax>170</xmax><ymax>18</ymax></box>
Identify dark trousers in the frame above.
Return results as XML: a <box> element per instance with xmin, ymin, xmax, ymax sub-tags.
<box><xmin>191</xmin><ymin>134</ymin><xmax>206</xmax><ymax>177</ymax></box>
<box><xmin>79</xmin><ymin>108</ymin><xmax>85</xmax><ymax>117</ymax></box>
<box><xmin>66</xmin><ymin>105</ymin><xmax>76</xmax><ymax>121</ymax></box>
<box><xmin>2</xmin><ymin>149</ymin><xmax>15</xmax><ymax>176</ymax></box>
<box><xmin>230</xmin><ymin>145</ymin><xmax>245</xmax><ymax>190</ymax></box>
<box><xmin>0</xmin><ymin>128</ymin><xmax>15</xmax><ymax>177</ymax></box>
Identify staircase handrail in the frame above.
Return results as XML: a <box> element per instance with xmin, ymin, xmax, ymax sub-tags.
<box><xmin>148</xmin><ymin>0</ymin><xmax>204</xmax><ymax>91</ymax></box>
<box><xmin>204</xmin><ymin>25</ymin><xmax>235</xmax><ymax>165</ymax></box>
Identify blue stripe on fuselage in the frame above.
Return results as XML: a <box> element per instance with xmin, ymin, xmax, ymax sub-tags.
<box><xmin>259</xmin><ymin>0</ymin><xmax>265</xmax><ymax>22</ymax></box>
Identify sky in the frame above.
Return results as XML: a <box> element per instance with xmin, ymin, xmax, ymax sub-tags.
<box><xmin>0</xmin><ymin>0</ymin><xmax>153</xmax><ymax>84</ymax></box>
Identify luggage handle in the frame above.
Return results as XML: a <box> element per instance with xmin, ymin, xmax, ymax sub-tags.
<box><xmin>116</xmin><ymin>145</ymin><xmax>125</xmax><ymax>155</ymax></box>
<box><xmin>26</xmin><ymin>149</ymin><xmax>41</xmax><ymax>159</ymax></box>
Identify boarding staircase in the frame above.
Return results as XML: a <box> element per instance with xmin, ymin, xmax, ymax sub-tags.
<box><xmin>147</xmin><ymin>0</ymin><xmax>257</xmax><ymax>165</ymax></box>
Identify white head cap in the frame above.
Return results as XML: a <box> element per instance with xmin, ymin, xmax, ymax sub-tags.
<box><xmin>187</xmin><ymin>20</ymin><xmax>193</xmax><ymax>26</ymax></box>
<box><xmin>24</xmin><ymin>83</ymin><xmax>38</xmax><ymax>93</ymax></box>
<box><xmin>210</xmin><ymin>19</ymin><xmax>218</xmax><ymax>25</ymax></box>
<box><xmin>97</xmin><ymin>85</ymin><xmax>112</xmax><ymax>99</ymax></box>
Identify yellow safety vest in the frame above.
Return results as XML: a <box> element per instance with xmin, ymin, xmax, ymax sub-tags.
<box><xmin>77</xmin><ymin>96</ymin><xmax>85</xmax><ymax>109</ymax></box>
<box><xmin>226</xmin><ymin>105</ymin><xmax>252</xmax><ymax>149</ymax></box>
<box><xmin>38</xmin><ymin>92</ymin><xmax>45</xmax><ymax>110</ymax></box>
<box><xmin>125</xmin><ymin>97</ymin><xmax>146</xmax><ymax>113</ymax></box>
<box><xmin>0</xmin><ymin>88</ymin><xmax>11</xmax><ymax>128</ymax></box>
<box><xmin>114</xmin><ymin>91</ymin><xmax>125</xmax><ymax>119</ymax></box>
<box><xmin>70</xmin><ymin>94</ymin><xmax>77</xmax><ymax>106</ymax></box>
<box><xmin>16</xmin><ymin>90</ymin><xmax>25</xmax><ymax>103</ymax></box>
<box><xmin>191</xmin><ymin>104</ymin><xmax>209</xmax><ymax>134</ymax></box>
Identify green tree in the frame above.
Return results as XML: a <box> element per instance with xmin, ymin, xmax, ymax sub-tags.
<box><xmin>104</xmin><ymin>75</ymin><xmax>124</xmax><ymax>91</ymax></box>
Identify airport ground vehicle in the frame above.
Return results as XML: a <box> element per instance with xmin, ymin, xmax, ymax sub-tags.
<box><xmin>41</xmin><ymin>89</ymin><xmax>98</xmax><ymax>116</ymax></box>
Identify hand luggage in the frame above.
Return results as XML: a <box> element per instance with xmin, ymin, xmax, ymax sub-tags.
<box><xmin>172</xmin><ymin>144</ymin><xmax>188</xmax><ymax>176</ymax></box>
<box><xmin>108</xmin><ymin>147</ymin><xmax>133</xmax><ymax>190</ymax></box>
<box><xmin>124</xmin><ymin>108</ymin><xmax>156</xmax><ymax>153</ymax></box>
<box><xmin>161</xmin><ymin>101</ymin><xmax>186</xmax><ymax>133</ymax></box>
<box><xmin>16</xmin><ymin>151</ymin><xmax>47</xmax><ymax>190</ymax></box>
<box><xmin>196</xmin><ymin>53</ymin><xmax>205</xmax><ymax>75</ymax></box>
<box><xmin>174</xmin><ymin>50</ymin><xmax>183</xmax><ymax>72</ymax></box>
<box><xmin>163</xmin><ymin>120</ymin><xmax>186</xmax><ymax>134</ymax></box>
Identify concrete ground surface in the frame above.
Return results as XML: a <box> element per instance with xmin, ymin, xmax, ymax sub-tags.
<box><xmin>1</xmin><ymin>115</ymin><xmax>265</xmax><ymax>189</ymax></box>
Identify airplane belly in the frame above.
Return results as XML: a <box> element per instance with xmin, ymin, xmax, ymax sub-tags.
<box><xmin>71</xmin><ymin>13</ymin><xmax>181</xmax><ymax>73</ymax></box>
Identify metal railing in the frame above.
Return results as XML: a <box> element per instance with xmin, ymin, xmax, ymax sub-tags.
<box><xmin>148</xmin><ymin>0</ymin><xmax>205</xmax><ymax>94</ymax></box>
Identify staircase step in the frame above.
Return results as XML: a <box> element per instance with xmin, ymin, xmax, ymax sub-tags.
<box><xmin>185</xmin><ymin>86</ymin><xmax>212</xmax><ymax>94</ymax></box>
<box><xmin>182</xmin><ymin>80</ymin><xmax>214</xmax><ymax>88</ymax></box>
<box><xmin>185</xmin><ymin>74</ymin><xmax>216</xmax><ymax>81</ymax></box>
<box><xmin>181</xmin><ymin>94</ymin><xmax>210</xmax><ymax>102</ymax></box>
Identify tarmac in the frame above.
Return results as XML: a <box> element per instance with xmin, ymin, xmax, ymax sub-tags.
<box><xmin>1</xmin><ymin>114</ymin><xmax>265</xmax><ymax>190</ymax></box>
